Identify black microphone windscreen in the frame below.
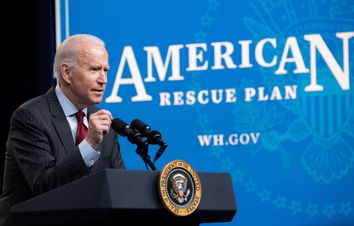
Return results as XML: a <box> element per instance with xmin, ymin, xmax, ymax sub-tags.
<box><xmin>111</xmin><ymin>118</ymin><xmax>129</xmax><ymax>136</ymax></box>
<box><xmin>131</xmin><ymin>119</ymin><xmax>150</xmax><ymax>135</ymax></box>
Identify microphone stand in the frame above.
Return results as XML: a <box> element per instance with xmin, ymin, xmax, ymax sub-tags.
<box><xmin>153</xmin><ymin>145</ymin><xmax>167</xmax><ymax>164</ymax></box>
<box><xmin>135</xmin><ymin>143</ymin><xmax>156</xmax><ymax>171</ymax></box>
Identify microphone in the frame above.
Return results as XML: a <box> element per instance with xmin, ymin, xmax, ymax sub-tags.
<box><xmin>111</xmin><ymin>118</ymin><xmax>146</xmax><ymax>146</ymax></box>
<box><xmin>130</xmin><ymin>119</ymin><xmax>168</xmax><ymax>162</ymax></box>
<box><xmin>130</xmin><ymin>119</ymin><xmax>167</xmax><ymax>147</ymax></box>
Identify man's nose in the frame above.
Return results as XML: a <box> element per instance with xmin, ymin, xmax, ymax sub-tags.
<box><xmin>98</xmin><ymin>70</ymin><xmax>107</xmax><ymax>84</ymax></box>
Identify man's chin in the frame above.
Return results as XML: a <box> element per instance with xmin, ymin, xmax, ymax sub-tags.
<box><xmin>90</xmin><ymin>96</ymin><xmax>103</xmax><ymax>105</ymax></box>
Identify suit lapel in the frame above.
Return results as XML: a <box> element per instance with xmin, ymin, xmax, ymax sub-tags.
<box><xmin>46</xmin><ymin>87</ymin><xmax>76</xmax><ymax>154</ymax></box>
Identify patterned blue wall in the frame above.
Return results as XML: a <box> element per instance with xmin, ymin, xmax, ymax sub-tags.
<box><xmin>60</xmin><ymin>0</ymin><xmax>354</xmax><ymax>225</ymax></box>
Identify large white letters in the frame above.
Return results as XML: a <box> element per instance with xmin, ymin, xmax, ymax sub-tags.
<box><xmin>304</xmin><ymin>31</ymin><xmax>353</xmax><ymax>91</ymax></box>
<box><xmin>106</xmin><ymin>46</ymin><xmax>152</xmax><ymax>103</ymax></box>
<box><xmin>106</xmin><ymin>31</ymin><xmax>352</xmax><ymax>103</ymax></box>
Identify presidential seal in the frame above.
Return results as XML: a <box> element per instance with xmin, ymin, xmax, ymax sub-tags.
<box><xmin>158</xmin><ymin>160</ymin><xmax>202</xmax><ymax>216</ymax></box>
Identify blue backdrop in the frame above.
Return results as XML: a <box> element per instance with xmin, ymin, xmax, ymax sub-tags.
<box><xmin>59</xmin><ymin>0</ymin><xmax>354</xmax><ymax>225</ymax></box>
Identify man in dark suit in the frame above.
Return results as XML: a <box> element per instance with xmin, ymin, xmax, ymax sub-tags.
<box><xmin>0</xmin><ymin>34</ymin><xmax>125</xmax><ymax>225</ymax></box>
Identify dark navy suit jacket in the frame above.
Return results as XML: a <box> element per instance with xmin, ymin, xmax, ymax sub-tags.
<box><xmin>0</xmin><ymin>87</ymin><xmax>125</xmax><ymax>225</ymax></box>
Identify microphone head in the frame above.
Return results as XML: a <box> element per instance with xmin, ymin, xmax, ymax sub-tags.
<box><xmin>130</xmin><ymin>118</ymin><xmax>150</xmax><ymax>136</ymax></box>
<box><xmin>112</xmin><ymin>118</ymin><xmax>147</xmax><ymax>145</ymax></box>
<box><xmin>148</xmin><ymin>130</ymin><xmax>167</xmax><ymax>147</ymax></box>
<box><xmin>111</xmin><ymin>118</ymin><xmax>129</xmax><ymax>136</ymax></box>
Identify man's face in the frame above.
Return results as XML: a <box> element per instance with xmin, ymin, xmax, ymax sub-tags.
<box><xmin>67</xmin><ymin>42</ymin><xmax>109</xmax><ymax>109</ymax></box>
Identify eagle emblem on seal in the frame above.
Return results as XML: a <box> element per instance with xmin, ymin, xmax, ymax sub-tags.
<box><xmin>170</xmin><ymin>173</ymin><xmax>191</xmax><ymax>203</ymax></box>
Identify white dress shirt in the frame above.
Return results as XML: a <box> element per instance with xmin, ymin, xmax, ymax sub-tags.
<box><xmin>55</xmin><ymin>85</ymin><xmax>100</xmax><ymax>168</ymax></box>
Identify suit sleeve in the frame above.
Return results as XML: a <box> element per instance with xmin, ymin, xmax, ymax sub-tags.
<box><xmin>110</xmin><ymin>132</ymin><xmax>126</xmax><ymax>169</ymax></box>
<box><xmin>8</xmin><ymin>107</ymin><xmax>88</xmax><ymax>196</ymax></box>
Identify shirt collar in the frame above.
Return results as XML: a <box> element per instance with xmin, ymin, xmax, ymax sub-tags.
<box><xmin>55</xmin><ymin>85</ymin><xmax>88</xmax><ymax>117</ymax></box>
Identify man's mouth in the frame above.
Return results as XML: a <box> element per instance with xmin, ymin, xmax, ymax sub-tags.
<box><xmin>92</xmin><ymin>89</ymin><xmax>104</xmax><ymax>95</ymax></box>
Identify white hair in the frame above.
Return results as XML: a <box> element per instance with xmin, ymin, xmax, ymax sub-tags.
<box><xmin>53</xmin><ymin>34</ymin><xmax>106</xmax><ymax>80</ymax></box>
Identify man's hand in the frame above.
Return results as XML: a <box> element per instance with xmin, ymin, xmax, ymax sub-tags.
<box><xmin>86</xmin><ymin>109</ymin><xmax>112</xmax><ymax>149</ymax></box>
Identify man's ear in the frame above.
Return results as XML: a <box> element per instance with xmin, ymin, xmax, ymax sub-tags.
<box><xmin>60</xmin><ymin>63</ymin><xmax>72</xmax><ymax>84</ymax></box>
